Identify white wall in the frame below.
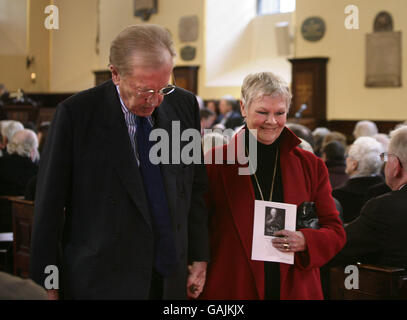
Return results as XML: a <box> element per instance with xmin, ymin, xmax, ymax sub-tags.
<box><xmin>202</xmin><ymin>0</ymin><xmax>293</xmax><ymax>99</ymax></box>
<box><xmin>49</xmin><ymin>0</ymin><xmax>98</xmax><ymax>92</ymax></box>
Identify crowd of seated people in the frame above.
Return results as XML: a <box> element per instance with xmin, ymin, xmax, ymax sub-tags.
<box><xmin>330</xmin><ymin>125</ymin><xmax>407</xmax><ymax>269</ymax></box>
<box><xmin>0</xmin><ymin>119</ymin><xmax>49</xmax><ymax>198</ymax></box>
<box><xmin>1</xmin><ymin>85</ymin><xmax>407</xmax><ymax>299</ymax></box>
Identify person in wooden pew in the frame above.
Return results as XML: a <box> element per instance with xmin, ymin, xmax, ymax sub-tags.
<box><xmin>0</xmin><ymin>120</ymin><xmax>24</xmax><ymax>158</ymax></box>
<box><xmin>0</xmin><ymin>129</ymin><xmax>39</xmax><ymax>195</ymax></box>
<box><xmin>332</xmin><ymin>136</ymin><xmax>384</xmax><ymax>224</ymax></box>
<box><xmin>330</xmin><ymin>126</ymin><xmax>407</xmax><ymax>268</ymax></box>
<box><xmin>30</xmin><ymin>24</ymin><xmax>209</xmax><ymax>300</ymax></box>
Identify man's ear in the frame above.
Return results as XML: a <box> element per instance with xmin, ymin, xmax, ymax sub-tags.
<box><xmin>350</xmin><ymin>158</ymin><xmax>358</xmax><ymax>172</ymax></box>
<box><xmin>110</xmin><ymin>65</ymin><xmax>120</xmax><ymax>85</ymax></box>
<box><xmin>394</xmin><ymin>158</ymin><xmax>404</xmax><ymax>177</ymax></box>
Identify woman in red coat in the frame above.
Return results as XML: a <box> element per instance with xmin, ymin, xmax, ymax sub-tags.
<box><xmin>200</xmin><ymin>72</ymin><xmax>346</xmax><ymax>300</ymax></box>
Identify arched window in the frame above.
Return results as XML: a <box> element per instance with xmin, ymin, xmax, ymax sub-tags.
<box><xmin>257</xmin><ymin>0</ymin><xmax>296</xmax><ymax>15</ymax></box>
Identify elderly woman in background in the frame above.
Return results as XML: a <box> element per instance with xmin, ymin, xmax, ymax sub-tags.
<box><xmin>200</xmin><ymin>72</ymin><xmax>345</xmax><ymax>300</ymax></box>
<box><xmin>332</xmin><ymin>136</ymin><xmax>383</xmax><ymax>223</ymax></box>
<box><xmin>353</xmin><ymin>120</ymin><xmax>378</xmax><ymax>139</ymax></box>
<box><xmin>0</xmin><ymin>129</ymin><xmax>39</xmax><ymax>195</ymax></box>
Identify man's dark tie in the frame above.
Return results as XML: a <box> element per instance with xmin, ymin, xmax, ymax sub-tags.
<box><xmin>136</xmin><ymin>116</ymin><xmax>178</xmax><ymax>277</ymax></box>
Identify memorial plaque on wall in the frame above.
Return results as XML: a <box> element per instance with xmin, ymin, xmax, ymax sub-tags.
<box><xmin>178</xmin><ymin>15</ymin><xmax>199</xmax><ymax>42</ymax></box>
<box><xmin>365</xmin><ymin>31</ymin><xmax>401</xmax><ymax>87</ymax></box>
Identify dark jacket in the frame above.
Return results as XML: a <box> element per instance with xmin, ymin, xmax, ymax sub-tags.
<box><xmin>332</xmin><ymin>175</ymin><xmax>383</xmax><ymax>223</ymax></box>
<box><xmin>30</xmin><ymin>80</ymin><xmax>210</xmax><ymax>299</ymax></box>
<box><xmin>325</xmin><ymin>159</ymin><xmax>349</xmax><ymax>189</ymax></box>
<box><xmin>332</xmin><ymin>185</ymin><xmax>407</xmax><ymax>268</ymax></box>
<box><xmin>0</xmin><ymin>154</ymin><xmax>38</xmax><ymax>195</ymax></box>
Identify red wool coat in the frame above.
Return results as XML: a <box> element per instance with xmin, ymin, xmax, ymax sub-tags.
<box><xmin>200</xmin><ymin>128</ymin><xmax>346</xmax><ymax>300</ymax></box>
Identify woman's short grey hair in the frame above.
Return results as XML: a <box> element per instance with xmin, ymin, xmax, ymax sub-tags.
<box><xmin>389</xmin><ymin>126</ymin><xmax>407</xmax><ymax>169</ymax></box>
<box><xmin>109</xmin><ymin>24</ymin><xmax>176</xmax><ymax>76</ymax></box>
<box><xmin>348</xmin><ymin>136</ymin><xmax>383</xmax><ymax>176</ymax></box>
<box><xmin>2</xmin><ymin>120</ymin><xmax>24</xmax><ymax>141</ymax></box>
<box><xmin>353</xmin><ymin>120</ymin><xmax>378</xmax><ymax>139</ymax></box>
<box><xmin>241</xmin><ymin>72</ymin><xmax>292</xmax><ymax>111</ymax></box>
<box><xmin>7</xmin><ymin>129</ymin><xmax>39</xmax><ymax>161</ymax></box>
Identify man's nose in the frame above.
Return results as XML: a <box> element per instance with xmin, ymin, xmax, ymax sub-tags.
<box><xmin>147</xmin><ymin>93</ymin><xmax>163</xmax><ymax>107</ymax></box>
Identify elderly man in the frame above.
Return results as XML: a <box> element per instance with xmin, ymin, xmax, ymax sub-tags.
<box><xmin>332</xmin><ymin>126</ymin><xmax>407</xmax><ymax>268</ymax></box>
<box><xmin>332</xmin><ymin>136</ymin><xmax>383</xmax><ymax>223</ymax></box>
<box><xmin>0</xmin><ymin>129</ymin><xmax>38</xmax><ymax>195</ymax></box>
<box><xmin>30</xmin><ymin>24</ymin><xmax>209</xmax><ymax>300</ymax></box>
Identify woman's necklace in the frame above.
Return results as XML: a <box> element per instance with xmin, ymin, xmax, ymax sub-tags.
<box><xmin>246</xmin><ymin>146</ymin><xmax>279</xmax><ymax>202</ymax></box>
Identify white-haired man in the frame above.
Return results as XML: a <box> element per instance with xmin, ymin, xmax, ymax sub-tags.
<box><xmin>30</xmin><ymin>24</ymin><xmax>209</xmax><ymax>300</ymax></box>
<box><xmin>0</xmin><ymin>129</ymin><xmax>38</xmax><ymax>195</ymax></box>
<box><xmin>332</xmin><ymin>126</ymin><xmax>407</xmax><ymax>267</ymax></box>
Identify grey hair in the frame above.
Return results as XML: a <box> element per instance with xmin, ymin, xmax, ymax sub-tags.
<box><xmin>241</xmin><ymin>72</ymin><xmax>292</xmax><ymax>111</ymax></box>
<box><xmin>348</xmin><ymin>136</ymin><xmax>383</xmax><ymax>176</ymax></box>
<box><xmin>353</xmin><ymin>120</ymin><xmax>378</xmax><ymax>139</ymax></box>
<box><xmin>388</xmin><ymin>126</ymin><xmax>407</xmax><ymax>169</ymax></box>
<box><xmin>109</xmin><ymin>24</ymin><xmax>176</xmax><ymax>76</ymax></box>
<box><xmin>7</xmin><ymin>129</ymin><xmax>39</xmax><ymax>161</ymax></box>
<box><xmin>373</xmin><ymin>133</ymin><xmax>390</xmax><ymax>152</ymax></box>
<box><xmin>299</xmin><ymin>138</ymin><xmax>314</xmax><ymax>153</ymax></box>
<box><xmin>3</xmin><ymin>120</ymin><xmax>24</xmax><ymax>141</ymax></box>
<box><xmin>202</xmin><ymin>132</ymin><xmax>229</xmax><ymax>155</ymax></box>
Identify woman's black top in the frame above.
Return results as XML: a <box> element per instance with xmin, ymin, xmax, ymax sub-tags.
<box><xmin>245</xmin><ymin>127</ymin><xmax>284</xmax><ymax>300</ymax></box>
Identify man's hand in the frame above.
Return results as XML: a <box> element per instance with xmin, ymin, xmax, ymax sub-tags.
<box><xmin>187</xmin><ymin>261</ymin><xmax>207</xmax><ymax>299</ymax></box>
<box><xmin>47</xmin><ymin>289</ymin><xmax>59</xmax><ymax>300</ymax></box>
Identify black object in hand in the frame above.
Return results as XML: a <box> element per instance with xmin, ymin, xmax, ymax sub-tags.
<box><xmin>296</xmin><ymin>202</ymin><xmax>319</xmax><ymax>230</ymax></box>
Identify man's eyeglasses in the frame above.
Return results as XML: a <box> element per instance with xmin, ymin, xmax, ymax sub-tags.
<box><xmin>135</xmin><ymin>84</ymin><xmax>176</xmax><ymax>99</ymax></box>
<box><xmin>380</xmin><ymin>152</ymin><xmax>403</xmax><ymax>167</ymax></box>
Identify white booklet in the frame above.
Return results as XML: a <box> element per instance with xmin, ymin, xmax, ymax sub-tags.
<box><xmin>251</xmin><ymin>200</ymin><xmax>297</xmax><ymax>265</ymax></box>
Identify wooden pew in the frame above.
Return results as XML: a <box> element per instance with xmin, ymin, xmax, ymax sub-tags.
<box><xmin>330</xmin><ymin>263</ymin><xmax>407</xmax><ymax>299</ymax></box>
<box><xmin>11</xmin><ymin>198</ymin><xmax>34</xmax><ymax>278</ymax></box>
<box><xmin>0</xmin><ymin>196</ymin><xmax>25</xmax><ymax>273</ymax></box>
<box><xmin>2</xmin><ymin>104</ymin><xmax>39</xmax><ymax>125</ymax></box>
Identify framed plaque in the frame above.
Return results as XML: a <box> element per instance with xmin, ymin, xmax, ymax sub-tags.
<box><xmin>366</xmin><ymin>32</ymin><xmax>401</xmax><ymax>87</ymax></box>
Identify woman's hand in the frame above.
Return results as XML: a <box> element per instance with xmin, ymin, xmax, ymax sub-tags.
<box><xmin>272</xmin><ymin>230</ymin><xmax>307</xmax><ymax>253</ymax></box>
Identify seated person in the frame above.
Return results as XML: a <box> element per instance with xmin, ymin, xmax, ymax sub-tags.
<box><xmin>321</xmin><ymin>131</ymin><xmax>348</xmax><ymax>152</ymax></box>
<box><xmin>0</xmin><ymin>120</ymin><xmax>24</xmax><ymax>157</ymax></box>
<box><xmin>312</xmin><ymin>127</ymin><xmax>331</xmax><ymax>157</ymax></box>
<box><xmin>286</xmin><ymin>123</ymin><xmax>315</xmax><ymax>150</ymax></box>
<box><xmin>322</xmin><ymin>141</ymin><xmax>349</xmax><ymax>189</ymax></box>
<box><xmin>218</xmin><ymin>95</ymin><xmax>243</xmax><ymax>130</ymax></box>
<box><xmin>353</xmin><ymin>120</ymin><xmax>378</xmax><ymax>139</ymax></box>
<box><xmin>331</xmin><ymin>126</ymin><xmax>407</xmax><ymax>268</ymax></box>
<box><xmin>199</xmin><ymin>108</ymin><xmax>216</xmax><ymax>134</ymax></box>
<box><xmin>332</xmin><ymin>137</ymin><xmax>383</xmax><ymax>223</ymax></box>
<box><xmin>0</xmin><ymin>129</ymin><xmax>39</xmax><ymax>195</ymax></box>
<box><xmin>298</xmin><ymin>138</ymin><xmax>314</xmax><ymax>153</ymax></box>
